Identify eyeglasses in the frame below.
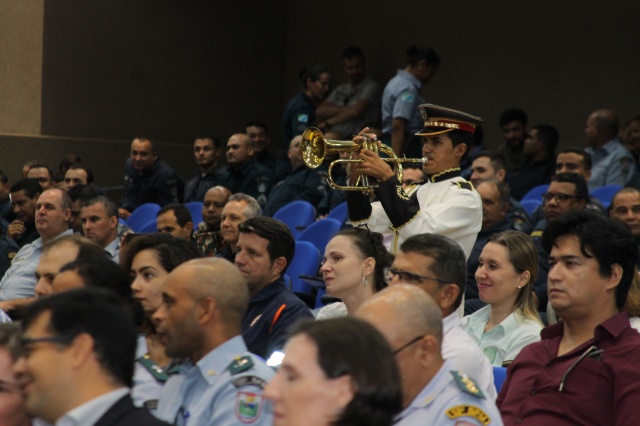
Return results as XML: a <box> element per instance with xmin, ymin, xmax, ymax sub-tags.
<box><xmin>383</xmin><ymin>267</ymin><xmax>450</xmax><ymax>285</ymax></box>
<box><xmin>20</xmin><ymin>336</ymin><xmax>72</xmax><ymax>358</ymax></box>
<box><xmin>393</xmin><ymin>335</ymin><xmax>425</xmax><ymax>355</ymax></box>
<box><xmin>541</xmin><ymin>192</ymin><xmax>580</xmax><ymax>203</ymax></box>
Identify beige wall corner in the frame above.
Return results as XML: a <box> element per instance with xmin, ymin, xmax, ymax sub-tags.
<box><xmin>0</xmin><ymin>0</ymin><xmax>43</xmax><ymax>134</ymax></box>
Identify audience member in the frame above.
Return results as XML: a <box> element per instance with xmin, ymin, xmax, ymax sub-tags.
<box><xmin>317</xmin><ymin>228</ymin><xmax>393</xmax><ymax>318</ymax></box>
<box><xmin>470</xmin><ymin>151</ymin><xmax>531</xmax><ymax>232</ymax></box>
<box><xmin>281</xmin><ymin>65</ymin><xmax>331</xmax><ymax>150</ymax></box>
<box><xmin>120</xmin><ymin>233</ymin><xmax>203</xmax><ymax>410</ymax></box>
<box><xmin>621</xmin><ymin>115</ymin><xmax>640</xmax><ymax>163</ymax></box>
<box><xmin>0</xmin><ymin>323</ymin><xmax>32</xmax><ymax>426</ymax></box>
<box><xmin>585</xmin><ymin>108</ymin><xmax>635</xmax><ymax>190</ymax></box>
<box><xmin>156</xmin><ymin>203</ymin><xmax>194</xmax><ymax>241</ymax></box>
<box><xmin>6</xmin><ymin>179</ymin><xmax>41</xmax><ymax>248</ymax></box>
<box><xmin>0</xmin><ymin>171</ymin><xmax>12</xmax><ymax>222</ymax></box>
<box><xmin>14</xmin><ymin>288</ymin><xmax>170</xmax><ymax>425</ymax></box>
<box><xmin>609</xmin><ymin>187</ymin><xmax>640</xmax><ymax>267</ymax></box>
<box><xmin>34</xmin><ymin>235</ymin><xmax>105</xmax><ymax>297</ymax></box>
<box><xmin>497</xmin><ymin>210</ymin><xmax>640</xmax><ymax>425</ymax></box>
<box><xmin>264</xmin><ymin>317</ymin><xmax>402</xmax><ymax>426</ymax></box>
<box><xmin>81</xmin><ymin>196</ymin><xmax>121</xmax><ymax>261</ymax></box>
<box><xmin>236</xmin><ymin>217</ymin><xmax>314</xmax><ymax>359</ymax></box>
<box><xmin>463</xmin><ymin>231</ymin><xmax>543</xmax><ymax>366</ymax></box>
<box><xmin>316</xmin><ymin>46</ymin><xmax>382</xmax><ymax>138</ymax></box>
<box><xmin>119</xmin><ymin>137</ymin><xmax>183</xmax><ymax>219</ymax></box>
<box><xmin>20</xmin><ymin>161</ymin><xmax>37</xmax><ymax>179</ymax></box>
<box><xmin>530</xmin><ymin>173</ymin><xmax>589</xmax><ymax>310</ymax></box>
<box><xmin>183</xmin><ymin>135</ymin><xmax>226</xmax><ymax>203</ymax></box>
<box><xmin>194</xmin><ymin>186</ymin><xmax>231</xmax><ymax>256</ymax></box>
<box><xmin>58</xmin><ymin>154</ymin><xmax>82</xmax><ymax>176</ymax></box>
<box><xmin>264</xmin><ymin>135</ymin><xmax>325</xmax><ymax>216</ymax></box>
<box><xmin>508</xmin><ymin>124</ymin><xmax>558</xmax><ymax>200</ymax></box>
<box><xmin>216</xmin><ymin>193</ymin><xmax>261</xmax><ymax>262</ymax></box>
<box><xmin>357</xmin><ymin>285</ymin><xmax>502</xmax><ymax>426</ymax></box>
<box><xmin>381</xmin><ymin>46</ymin><xmax>440</xmax><ymax>157</ymax></box>
<box><xmin>385</xmin><ymin>233</ymin><xmax>496</xmax><ymax>399</ymax></box>
<box><xmin>153</xmin><ymin>258</ymin><xmax>274</xmax><ymax>425</ymax></box>
<box><xmin>51</xmin><ymin>254</ymin><xmax>132</xmax><ymax>299</ymax></box>
<box><xmin>67</xmin><ymin>184</ymin><xmax>99</xmax><ymax>234</ymax></box>
<box><xmin>496</xmin><ymin>108</ymin><xmax>528</xmax><ymax>173</ymax></box>
<box><xmin>347</xmin><ymin>104</ymin><xmax>481</xmax><ymax>257</ymax></box>
<box><xmin>400</xmin><ymin>162</ymin><xmax>426</xmax><ymax>191</ymax></box>
<box><xmin>0</xmin><ymin>189</ymin><xmax>72</xmax><ymax>307</ymax></box>
<box><xmin>246</xmin><ymin>121</ymin><xmax>278</xmax><ymax>174</ymax></box>
<box><xmin>26</xmin><ymin>164</ymin><xmax>54</xmax><ymax>191</ymax></box>
<box><xmin>64</xmin><ymin>164</ymin><xmax>91</xmax><ymax>190</ymax></box>
<box><xmin>465</xmin><ymin>179</ymin><xmax>516</xmax><ymax>314</ymax></box>
<box><xmin>220</xmin><ymin>133</ymin><xmax>273</xmax><ymax>208</ymax></box>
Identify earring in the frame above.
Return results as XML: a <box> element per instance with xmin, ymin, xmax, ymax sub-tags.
<box><xmin>362</xmin><ymin>274</ymin><xmax>368</xmax><ymax>286</ymax></box>
<box><xmin>517</xmin><ymin>285</ymin><xmax>522</xmax><ymax>289</ymax></box>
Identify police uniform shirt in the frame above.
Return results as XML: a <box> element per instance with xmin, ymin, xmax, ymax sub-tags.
<box><xmin>219</xmin><ymin>159</ymin><xmax>273</xmax><ymax>209</ymax></box>
<box><xmin>347</xmin><ymin>169</ymin><xmax>482</xmax><ymax>256</ymax></box>
<box><xmin>282</xmin><ymin>91</ymin><xmax>316</xmax><ymax>150</ymax></box>
<box><xmin>120</xmin><ymin>158</ymin><xmax>182</xmax><ymax>212</ymax></box>
<box><xmin>394</xmin><ymin>360</ymin><xmax>503</xmax><ymax>426</ymax></box>
<box><xmin>155</xmin><ymin>335</ymin><xmax>273</xmax><ymax>426</ymax></box>
<box><xmin>586</xmin><ymin>138</ymin><xmax>636</xmax><ymax>191</ymax></box>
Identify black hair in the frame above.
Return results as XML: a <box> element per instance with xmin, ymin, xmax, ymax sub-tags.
<box><xmin>59</xmin><ymin>155</ymin><xmax>82</xmax><ymax>174</ymax></box>
<box><xmin>10</xmin><ymin>178</ymin><xmax>42</xmax><ymax>198</ymax></box>
<box><xmin>531</xmin><ymin>124</ymin><xmax>559</xmax><ymax>154</ymax></box>
<box><xmin>542</xmin><ymin>210</ymin><xmax>637</xmax><ymax>309</ymax></box>
<box><xmin>299</xmin><ymin>65</ymin><xmax>328</xmax><ymax>89</ymax></box>
<box><xmin>67</xmin><ymin>184</ymin><xmax>99</xmax><ymax>203</ymax></box>
<box><xmin>22</xmin><ymin>288</ymin><xmax>137</xmax><ymax>387</ymax></box>
<box><xmin>132</xmin><ymin>137</ymin><xmax>158</xmax><ymax>154</ymax></box>
<box><xmin>238</xmin><ymin>217</ymin><xmax>295</xmax><ymax>275</ymax></box>
<box><xmin>499</xmin><ymin>108</ymin><xmax>528</xmax><ymax>128</ymax></box>
<box><xmin>333</xmin><ymin>228</ymin><xmax>393</xmax><ymax>292</ymax></box>
<box><xmin>120</xmin><ymin>233</ymin><xmax>203</xmax><ymax>275</ymax></box>
<box><xmin>157</xmin><ymin>203</ymin><xmax>193</xmax><ymax>227</ymax></box>
<box><xmin>399</xmin><ymin>233</ymin><xmax>467</xmax><ymax>309</ymax></box>
<box><xmin>27</xmin><ymin>164</ymin><xmax>54</xmax><ymax>180</ymax></box>
<box><xmin>557</xmin><ymin>148</ymin><xmax>592</xmax><ymax>172</ymax></box>
<box><xmin>59</xmin><ymin>255</ymin><xmax>132</xmax><ymax>300</ymax></box>
<box><xmin>342</xmin><ymin>46</ymin><xmax>364</xmax><ymax>60</ymax></box>
<box><xmin>0</xmin><ymin>170</ymin><xmax>8</xmax><ymax>185</ymax></box>
<box><xmin>67</xmin><ymin>164</ymin><xmax>94</xmax><ymax>185</ymax></box>
<box><xmin>406</xmin><ymin>46</ymin><xmax>441</xmax><ymax>67</ymax></box>
<box><xmin>194</xmin><ymin>134</ymin><xmax>221</xmax><ymax>148</ymax></box>
<box><xmin>290</xmin><ymin>317</ymin><xmax>402</xmax><ymax>426</ymax></box>
<box><xmin>551</xmin><ymin>172</ymin><xmax>589</xmax><ymax>201</ymax></box>
<box><xmin>448</xmin><ymin>129</ymin><xmax>475</xmax><ymax>160</ymax></box>
<box><xmin>474</xmin><ymin>150</ymin><xmax>507</xmax><ymax>173</ymax></box>
<box><xmin>245</xmin><ymin>122</ymin><xmax>269</xmax><ymax>136</ymax></box>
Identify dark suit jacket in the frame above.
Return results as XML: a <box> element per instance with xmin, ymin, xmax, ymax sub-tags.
<box><xmin>94</xmin><ymin>395</ymin><xmax>170</xmax><ymax>426</ymax></box>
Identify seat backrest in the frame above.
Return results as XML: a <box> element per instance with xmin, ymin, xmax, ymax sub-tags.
<box><xmin>126</xmin><ymin>203</ymin><xmax>161</xmax><ymax>232</ymax></box>
<box><xmin>185</xmin><ymin>201</ymin><xmax>204</xmax><ymax>225</ymax></box>
<box><xmin>519</xmin><ymin>199</ymin><xmax>542</xmax><ymax>216</ymax></box>
<box><xmin>521</xmin><ymin>184</ymin><xmax>549</xmax><ymax>202</ymax></box>
<box><xmin>297</xmin><ymin>218</ymin><xmax>342</xmax><ymax>254</ymax></box>
<box><xmin>327</xmin><ymin>202</ymin><xmax>348</xmax><ymax>224</ymax></box>
<box><xmin>273</xmin><ymin>201</ymin><xmax>316</xmax><ymax>238</ymax></box>
<box><xmin>137</xmin><ymin>219</ymin><xmax>158</xmax><ymax>233</ymax></box>
<box><xmin>286</xmin><ymin>241</ymin><xmax>320</xmax><ymax>295</ymax></box>
<box><xmin>493</xmin><ymin>366</ymin><xmax>508</xmax><ymax>393</ymax></box>
<box><xmin>590</xmin><ymin>184</ymin><xmax>622</xmax><ymax>209</ymax></box>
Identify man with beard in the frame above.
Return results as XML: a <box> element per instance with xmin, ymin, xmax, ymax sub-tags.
<box><xmin>496</xmin><ymin>108</ymin><xmax>528</xmax><ymax>174</ymax></box>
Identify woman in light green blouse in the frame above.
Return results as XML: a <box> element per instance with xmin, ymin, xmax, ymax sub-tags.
<box><xmin>462</xmin><ymin>231</ymin><xmax>543</xmax><ymax>366</ymax></box>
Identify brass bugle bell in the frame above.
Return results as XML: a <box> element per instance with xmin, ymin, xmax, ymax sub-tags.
<box><xmin>301</xmin><ymin>127</ymin><xmax>427</xmax><ymax>193</ymax></box>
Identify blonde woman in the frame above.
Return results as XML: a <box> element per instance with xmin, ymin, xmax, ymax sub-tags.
<box><xmin>462</xmin><ymin>230</ymin><xmax>543</xmax><ymax>366</ymax></box>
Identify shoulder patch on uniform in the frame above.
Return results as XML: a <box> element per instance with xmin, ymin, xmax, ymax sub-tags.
<box><xmin>400</xmin><ymin>92</ymin><xmax>414</xmax><ymax>102</ymax></box>
<box><xmin>451</xmin><ymin>371</ymin><xmax>485</xmax><ymax>398</ymax></box>
<box><xmin>396</xmin><ymin>186</ymin><xmax>410</xmax><ymax>200</ymax></box>
<box><xmin>531</xmin><ymin>230</ymin><xmax>543</xmax><ymax>238</ymax></box>
<box><xmin>136</xmin><ymin>355</ymin><xmax>169</xmax><ymax>383</ymax></box>
<box><xmin>235</xmin><ymin>391</ymin><xmax>264</xmax><ymax>423</ymax></box>
<box><xmin>232</xmin><ymin>375</ymin><xmax>268</xmax><ymax>389</ymax></box>
<box><xmin>8</xmin><ymin>252</ymin><xmax>16</xmax><ymax>259</ymax></box>
<box><xmin>297</xmin><ymin>114</ymin><xmax>309</xmax><ymax>124</ymax></box>
<box><xmin>452</xmin><ymin>181</ymin><xmax>473</xmax><ymax>191</ymax></box>
<box><xmin>228</xmin><ymin>356</ymin><xmax>255</xmax><ymax>375</ymax></box>
<box><xmin>446</xmin><ymin>405</ymin><xmax>491</xmax><ymax>425</ymax></box>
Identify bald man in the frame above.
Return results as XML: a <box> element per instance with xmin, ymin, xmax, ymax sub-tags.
<box><xmin>219</xmin><ymin>133</ymin><xmax>274</xmax><ymax>208</ymax></box>
<box><xmin>585</xmin><ymin>108</ymin><xmax>635</xmax><ymax>190</ymax></box>
<box><xmin>153</xmin><ymin>258</ymin><xmax>273</xmax><ymax>426</ymax></box>
<box><xmin>194</xmin><ymin>186</ymin><xmax>231</xmax><ymax>256</ymax></box>
<box><xmin>357</xmin><ymin>285</ymin><xmax>502</xmax><ymax>426</ymax></box>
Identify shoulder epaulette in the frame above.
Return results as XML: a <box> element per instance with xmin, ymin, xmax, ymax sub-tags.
<box><xmin>136</xmin><ymin>354</ymin><xmax>169</xmax><ymax>383</ymax></box>
<box><xmin>450</xmin><ymin>371</ymin><xmax>485</xmax><ymax>399</ymax></box>
<box><xmin>452</xmin><ymin>181</ymin><xmax>473</xmax><ymax>191</ymax></box>
<box><xmin>231</xmin><ymin>375</ymin><xmax>268</xmax><ymax>389</ymax></box>
<box><xmin>227</xmin><ymin>356</ymin><xmax>254</xmax><ymax>375</ymax></box>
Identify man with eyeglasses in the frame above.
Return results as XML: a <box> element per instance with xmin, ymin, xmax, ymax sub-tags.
<box><xmin>383</xmin><ymin>233</ymin><xmax>496</xmax><ymax>399</ymax></box>
<box><xmin>609</xmin><ymin>187</ymin><xmax>640</xmax><ymax>268</ymax></box>
<box><xmin>220</xmin><ymin>134</ymin><xmax>274</xmax><ymax>209</ymax></box>
<box><xmin>357</xmin><ymin>284</ymin><xmax>502</xmax><ymax>425</ymax></box>
<box><xmin>531</xmin><ymin>172</ymin><xmax>588</xmax><ymax>310</ymax></box>
<box><xmin>14</xmin><ymin>288</ymin><xmax>170</xmax><ymax>425</ymax></box>
<box><xmin>498</xmin><ymin>210</ymin><xmax>640</xmax><ymax>426</ymax></box>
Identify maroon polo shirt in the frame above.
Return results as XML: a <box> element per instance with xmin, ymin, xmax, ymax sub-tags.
<box><xmin>497</xmin><ymin>312</ymin><xmax>640</xmax><ymax>425</ymax></box>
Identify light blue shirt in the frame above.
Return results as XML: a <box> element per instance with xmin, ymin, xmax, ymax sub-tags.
<box><xmin>585</xmin><ymin>138</ymin><xmax>635</xmax><ymax>190</ymax></box>
<box><xmin>381</xmin><ymin>70</ymin><xmax>424</xmax><ymax>135</ymax></box>
<box><xmin>394</xmin><ymin>360</ymin><xmax>503</xmax><ymax>426</ymax></box>
<box><xmin>155</xmin><ymin>335</ymin><xmax>273</xmax><ymax>426</ymax></box>
<box><xmin>0</xmin><ymin>229</ymin><xmax>73</xmax><ymax>301</ymax></box>
<box><xmin>103</xmin><ymin>237</ymin><xmax>121</xmax><ymax>263</ymax></box>
<box><xmin>462</xmin><ymin>305</ymin><xmax>542</xmax><ymax>366</ymax></box>
<box><xmin>54</xmin><ymin>388</ymin><xmax>129</xmax><ymax>426</ymax></box>
<box><xmin>132</xmin><ymin>335</ymin><xmax>165</xmax><ymax>411</ymax></box>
